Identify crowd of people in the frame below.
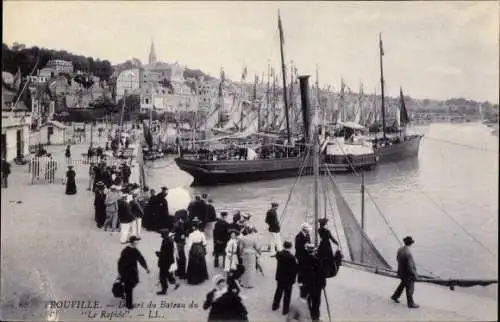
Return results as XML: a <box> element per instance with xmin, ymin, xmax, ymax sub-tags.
<box><xmin>97</xmin><ymin>184</ymin><xmax>351</xmax><ymax>322</ymax></box>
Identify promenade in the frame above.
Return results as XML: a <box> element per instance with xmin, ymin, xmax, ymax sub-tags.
<box><xmin>1</xmin><ymin>145</ymin><xmax>497</xmax><ymax>321</ymax></box>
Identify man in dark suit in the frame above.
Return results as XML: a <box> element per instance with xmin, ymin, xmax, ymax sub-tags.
<box><xmin>156</xmin><ymin>228</ymin><xmax>180</xmax><ymax>295</ymax></box>
<box><xmin>301</xmin><ymin>243</ymin><xmax>326</xmax><ymax>322</ymax></box>
<box><xmin>294</xmin><ymin>223</ymin><xmax>311</xmax><ymax>284</ymax></box>
<box><xmin>391</xmin><ymin>236</ymin><xmax>419</xmax><ymax>308</ymax></box>
<box><xmin>272</xmin><ymin>241</ymin><xmax>298</xmax><ymax>315</ymax></box>
<box><xmin>213</xmin><ymin>211</ymin><xmax>229</xmax><ymax>268</ymax></box>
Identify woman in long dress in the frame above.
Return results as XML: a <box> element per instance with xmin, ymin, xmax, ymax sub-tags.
<box><xmin>317</xmin><ymin>218</ymin><xmax>339</xmax><ymax>278</ymax></box>
<box><xmin>239</xmin><ymin>226</ymin><xmax>260</xmax><ymax>288</ymax></box>
<box><xmin>224</xmin><ymin>230</ymin><xmax>240</xmax><ymax>273</ymax></box>
<box><xmin>65</xmin><ymin>165</ymin><xmax>77</xmax><ymax>195</ymax></box>
<box><xmin>185</xmin><ymin>219</ymin><xmax>209</xmax><ymax>285</ymax></box>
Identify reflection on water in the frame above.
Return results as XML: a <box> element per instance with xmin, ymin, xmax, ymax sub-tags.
<box><xmin>146</xmin><ymin>122</ymin><xmax>498</xmax><ymax>298</ymax></box>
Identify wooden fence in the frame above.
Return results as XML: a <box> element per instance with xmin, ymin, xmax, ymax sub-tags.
<box><xmin>26</xmin><ymin>155</ymin><xmax>124</xmax><ymax>184</ymax></box>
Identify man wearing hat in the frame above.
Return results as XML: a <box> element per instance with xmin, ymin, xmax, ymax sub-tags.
<box><xmin>300</xmin><ymin>243</ymin><xmax>326</xmax><ymax>321</ymax></box>
<box><xmin>391</xmin><ymin>236</ymin><xmax>419</xmax><ymax>308</ymax></box>
<box><xmin>295</xmin><ymin>223</ymin><xmax>312</xmax><ymax>283</ymax></box>
<box><xmin>117</xmin><ymin>236</ymin><xmax>150</xmax><ymax>309</ymax></box>
<box><xmin>272</xmin><ymin>241</ymin><xmax>298</xmax><ymax>315</ymax></box>
<box><xmin>205</xmin><ymin>198</ymin><xmax>217</xmax><ymax>240</ymax></box>
<box><xmin>104</xmin><ymin>185</ymin><xmax>121</xmax><ymax>232</ymax></box>
<box><xmin>265</xmin><ymin>202</ymin><xmax>282</xmax><ymax>256</ymax></box>
<box><xmin>213</xmin><ymin>212</ymin><xmax>229</xmax><ymax>268</ymax></box>
<box><xmin>156</xmin><ymin>187</ymin><xmax>174</xmax><ymax>231</ymax></box>
<box><xmin>129</xmin><ymin>185</ymin><xmax>144</xmax><ymax>238</ymax></box>
<box><xmin>156</xmin><ymin>228</ymin><xmax>180</xmax><ymax>295</ymax></box>
<box><xmin>94</xmin><ymin>181</ymin><xmax>107</xmax><ymax>229</ymax></box>
<box><xmin>117</xmin><ymin>189</ymin><xmax>137</xmax><ymax>243</ymax></box>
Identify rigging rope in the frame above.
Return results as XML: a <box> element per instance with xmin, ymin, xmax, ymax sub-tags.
<box><xmin>385</xmin><ymin>156</ymin><xmax>497</xmax><ymax>257</ymax></box>
<box><xmin>329</xmin><ymin>137</ymin><xmax>441</xmax><ymax>278</ymax></box>
<box><xmin>321</xmin><ymin>175</ymin><xmax>344</xmax><ymax>253</ymax></box>
<box><xmin>422</xmin><ymin>136</ymin><xmax>498</xmax><ymax>154</ymax></box>
<box><xmin>278</xmin><ymin>145</ymin><xmax>312</xmax><ymax>225</ymax></box>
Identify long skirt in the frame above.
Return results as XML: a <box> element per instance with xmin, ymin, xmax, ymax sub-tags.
<box><xmin>318</xmin><ymin>239</ymin><xmax>336</xmax><ymax>278</ymax></box>
<box><xmin>186</xmin><ymin>242</ymin><xmax>208</xmax><ymax>285</ymax></box>
<box><xmin>240</xmin><ymin>250</ymin><xmax>257</xmax><ymax>287</ymax></box>
<box><xmin>65</xmin><ymin>179</ymin><xmax>77</xmax><ymax>195</ymax></box>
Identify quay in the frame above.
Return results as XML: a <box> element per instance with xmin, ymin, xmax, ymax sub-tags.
<box><xmin>1</xmin><ymin>142</ymin><xmax>497</xmax><ymax>321</ymax></box>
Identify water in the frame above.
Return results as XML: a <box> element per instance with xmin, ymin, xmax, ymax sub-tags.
<box><xmin>145</xmin><ymin>122</ymin><xmax>498</xmax><ymax>298</ymax></box>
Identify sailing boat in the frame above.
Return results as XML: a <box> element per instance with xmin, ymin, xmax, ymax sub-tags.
<box><xmin>364</xmin><ymin>34</ymin><xmax>424</xmax><ymax>162</ymax></box>
<box><xmin>279</xmin><ymin>75</ymin><xmax>497</xmax><ymax>312</ymax></box>
<box><xmin>174</xmin><ymin>11</ymin><xmax>376</xmax><ymax>186</ymax></box>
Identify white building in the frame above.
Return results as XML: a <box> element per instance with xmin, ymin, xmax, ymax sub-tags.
<box><xmin>115</xmin><ymin>69</ymin><xmax>141</xmax><ymax>102</ymax></box>
<box><xmin>38</xmin><ymin>120</ymin><xmax>68</xmax><ymax>145</ymax></box>
<box><xmin>1</xmin><ymin>114</ymin><xmax>31</xmax><ymax>161</ymax></box>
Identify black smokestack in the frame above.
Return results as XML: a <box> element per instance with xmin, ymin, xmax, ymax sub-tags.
<box><xmin>299</xmin><ymin>75</ymin><xmax>311</xmax><ymax>143</ymax></box>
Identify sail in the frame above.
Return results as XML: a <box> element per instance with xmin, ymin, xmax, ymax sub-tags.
<box><xmin>399</xmin><ymin>87</ymin><xmax>410</xmax><ymax>126</ymax></box>
<box><xmin>328</xmin><ymin>175</ymin><xmax>392</xmax><ymax>270</ymax></box>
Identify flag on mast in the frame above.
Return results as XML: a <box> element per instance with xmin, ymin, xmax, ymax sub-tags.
<box><xmin>278</xmin><ymin>10</ymin><xmax>285</xmax><ymax>45</ymax></box>
<box><xmin>379</xmin><ymin>33</ymin><xmax>384</xmax><ymax>56</ymax></box>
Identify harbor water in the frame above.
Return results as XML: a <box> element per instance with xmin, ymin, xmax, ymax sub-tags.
<box><xmin>145</xmin><ymin>122</ymin><xmax>498</xmax><ymax>298</ymax></box>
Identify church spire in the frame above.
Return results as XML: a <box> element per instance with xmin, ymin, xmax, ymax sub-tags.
<box><xmin>149</xmin><ymin>39</ymin><xmax>157</xmax><ymax>66</ymax></box>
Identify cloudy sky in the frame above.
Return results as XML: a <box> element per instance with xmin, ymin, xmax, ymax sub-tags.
<box><xmin>3</xmin><ymin>1</ymin><xmax>499</xmax><ymax>102</ymax></box>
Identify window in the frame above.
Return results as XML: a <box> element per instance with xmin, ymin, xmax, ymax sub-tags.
<box><xmin>48</xmin><ymin>127</ymin><xmax>54</xmax><ymax>135</ymax></box>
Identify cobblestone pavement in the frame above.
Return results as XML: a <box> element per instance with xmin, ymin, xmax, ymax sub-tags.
<box><xmin>1</xmin><ymin>154</ymin><xmax>497</xmax><ymax>321</ymax></box>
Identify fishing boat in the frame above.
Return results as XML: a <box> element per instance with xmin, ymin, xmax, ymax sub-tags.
<box><xmin>363</xmin><ymin>34</ymin><xmax>424</xmax><ymax>162</ymax></box>
<box><xmin>174</xmin><ymin>12</ymin><xmax>377</xmax><ymax>186</ymax></box>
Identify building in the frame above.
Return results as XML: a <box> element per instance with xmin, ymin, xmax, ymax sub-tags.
<box><xmin>44</xmin><ymin>59</ymin><xmax>74</xmax><ymax>74</ymax></box>
<box><xmin>115</xmin><ymin>69</ymin><xmax>141</xmax><ymax>102</ymax></box>
<box><xmin>38</xmin><ymin>120</ymin><xmax>67</xmax><ymax>145</ymax></box>
<box><xmin>1</xmin><ymin>113</ymin><xmax>31</xmax><ymax>160</ymax></box>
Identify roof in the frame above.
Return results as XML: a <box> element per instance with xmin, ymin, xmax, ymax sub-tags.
<box><xmin>40</xmin><ymin>120</ymin><xmax>67</xmax><ymax>129</ymax></box>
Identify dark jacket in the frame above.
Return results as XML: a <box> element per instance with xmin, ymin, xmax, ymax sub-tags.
<box><xmin>275</xmin><ymin>249</ymin><xmax>298</xmax><ymax>285</ymax></box>
<box><xmin>213</xmin><ymin>219</ymin><xmax>230</xmax><ymax>243</ymax></box>
<box><xmin>189</xmin><ymin>200</ymin><xmax>207</xmax><ymax>223</ymax></box>
<box><xmin>396</xmin><ymin>245</ymin><xmax>417</xmax><ymax>279</ymax></box>
<box><xmin>129</xmin><ymin>199</ymin><xmax>144</xmax><ymax>219</ymax></box>
<box><xmin>206</xmin><ymin>204</ymin><xmax>217</xmax><ymax>222</ymax></box>
<box><xmin>117</xmin><ymin>199</ymin><xmax>136</xmax><ymax>224</ymax></box>
<box><xmin>117</xmin><ymin>246</ymin><xmax>148</xmax><ymax>286</ymax></box>
<box><xmin>265</xmin><ymin>208</ymin><xmax>280</xmax><ymax>233</ymax></box>
<box><xmin>300</xmin><ymin>252</ymin><xmax>326</xmax><ymax>290</ymax></box>
<box><xmin>158</xmin><ymin>237</ymin><xmax>175</xmax><ymax>269</ymax></box>
<box><xmin>294</xmin><ymin>231</ymin><xmax>311</xmax><ymax>262</ymax></box>
<box><xmin>204</xmin><ymin>290</ymin><xmax>248</xmax><ymax>321</ymax></box>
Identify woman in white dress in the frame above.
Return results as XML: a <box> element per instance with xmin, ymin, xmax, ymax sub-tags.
<box><xmin>224</xmin><ymin>230</ymin><xmax>240</xmax><ymax>273</ymax></box>
<box><xmin>239</xmin><ymin>226</ymin><xmax>260</xmax><ymax>288</ymax></box>
<box><xmin>186</xmin><ymin>219</ymin><xmax>209</xmax><ymax>285</ymax></box>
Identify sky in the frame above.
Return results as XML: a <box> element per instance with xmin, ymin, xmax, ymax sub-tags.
<box><xmin>3</xmin><ymin>1</ymin><xmax>499</xmax><ymax>103</ymax></box>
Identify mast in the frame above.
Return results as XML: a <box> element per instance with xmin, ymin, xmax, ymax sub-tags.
<box><xmin>255</xmin><ymin>74</ymin><xmax>260</xmax><ymax>132</ymax></box>
<box><xmin>266</xmin><ymin>63</ymin><xmax>271</xmax><ymax>131</ymax></box>
<box><xmin>298</xmin><ymin>75</ymin><xmax>318</xmax><ymax>245</ymax></box>
<box><xmin>289</xmin><ymin>62</ymin><xmax>294</xmax><ymax>134</ymax></box>
<box><xmin>278</xmin><ymin>10</ymin><xmax>291</xmax><ymax>143</ymax></box>
<box><xmin>379</xmin><ymin>33</ymin><xmax>387</xmax><ymax>139</ymax></box>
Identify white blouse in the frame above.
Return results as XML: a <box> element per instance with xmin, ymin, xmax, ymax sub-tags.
<box><xmin>186</xmin><ymin>230</ymin><xmax>207</xmax><ymax>252</ymax></box>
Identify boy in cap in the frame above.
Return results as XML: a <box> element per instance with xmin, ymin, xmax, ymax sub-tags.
<box><xmin>391</xmin><ymin>236</ymin><xmax>419</xmax><ymax>308</ymax></box>
<box><xmin>156</xmin><ymin>228</ymin><xmax>180</xmax><ymax>295</ymax></box>
<box><xmin>265</xmin><ymin>202</ymin><xmax>282</xmax><ymax>256</ymax></box>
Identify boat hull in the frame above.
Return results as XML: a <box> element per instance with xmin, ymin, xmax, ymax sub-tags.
<box><xmin>375</xmin><ymin>134</ymin><xmax>423</xmax><ymax>163</ymax></box>
<box><xmin>175</xmin><ymin>156</ymin><xmax>376</xmax><ymax>186</ymax></box>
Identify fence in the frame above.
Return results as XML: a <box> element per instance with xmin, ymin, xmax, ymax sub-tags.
<box><xmin>27</xmin><ymin>155</ymin><xmax>124</xmax><ymax>185</ymax></box>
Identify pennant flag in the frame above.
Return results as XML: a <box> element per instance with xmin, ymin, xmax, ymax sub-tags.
<box><xmin>242</xmin><ymin>66</ymin><xmax>248</xmax><ymax>81</ymax></box>
<box><xmin>399</xmin><ymin>87</ymin><xmax>410</xmax><ymax>125</ymax></box>
<box><xmin>379</xmin><ymin>33</ymin><xmax>384</xmax><ymax>57</ymax></box>
<box><xmin>278</xmin><ymin>10</ymin><xmax>285</xmax><ymax>45</ymax></box>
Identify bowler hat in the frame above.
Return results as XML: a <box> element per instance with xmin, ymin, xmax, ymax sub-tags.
<box><xmin>220</xmin><ymin>211</ymin><xmax>228</xmax><ymax>217</ymax></box>
<box><xmin>283</xmin><ymin>241</ymin><xmax>292</xmax><ymax>249</ymax></box>
<box><xmin>161</xmin><ymin>186</ymin><xmax>168</xmax><ymax>191</ymax></box>
<box><xmin>228</xmin><ymin>228</ymin><xmax>240</xmax><ymax>236</ymax></box>
<box><xmin>271</xmin><ymin>202</ymin><xmax>278</xmax><ymax>207</ymax></box>
<box><xmin>318</xmin><ymin>218</ymin><xmax>328</xmax><ymax>226</ymax></box>
<box><xmin>403</xmin><ymin>236</ymin><xmax>415</xmax><ymax>245</ymax></box>
<box><xmin>127</xmin><ymin>236</ymin><xmax>140</xmax><ymax>243</ymax></box>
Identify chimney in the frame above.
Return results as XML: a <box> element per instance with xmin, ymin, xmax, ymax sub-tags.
<box><xmin>299</xmin><ymin>75</ymin><xmax>311</xmax><ymax>143</ymax></box>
